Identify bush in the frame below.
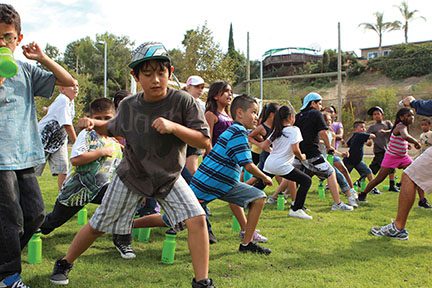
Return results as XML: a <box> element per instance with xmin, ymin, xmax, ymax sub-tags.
<box><xmin>368</xmin><ymin>43</ymin><xmax>432</xmax><ymax>79</ymax></box>
<box><xmin>365</xmin><ymin>87</ymin><xmax>399</xmax><ymax>120</ymax></box>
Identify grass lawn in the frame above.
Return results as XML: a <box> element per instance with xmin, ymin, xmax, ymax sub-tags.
<box><xmin>22</xmin><ymin>159</ymin><xmax>432</xmax><ymax>287</ymax></box>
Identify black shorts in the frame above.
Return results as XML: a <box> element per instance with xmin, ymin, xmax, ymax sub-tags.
<box><xmin>186</xmin><ymin>145</ymin><xmax>203</xmax><ymax>157</ymax></box>
<box><xmin>369</xmin><ymin>151</ymin><xmax>395</xmax><ymax>174</ymax></box>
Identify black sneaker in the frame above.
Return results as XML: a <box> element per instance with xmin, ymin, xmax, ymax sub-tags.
<box><xmin>418</xmin><ymin>198</ymin><xmax>432</xmax><ymax>209</ymax></box>
<box><xmin>192</xmin><ymin>278</ymin><xmax>215</xmax><ymax>288</ymax></box>
<box><xmin>113</xmin><ymin>240</ymin><xmax>136</xmax><ymax>259</ymax></box>
<box><xmin>50</xmin><ymin>258</ymin><xmax>73</xmax><ymax>285</ymax></box>
<box><xmin>388</xmin><ymin>185</ymin><xmax>400</xmax><ymax>192</ymax></box>
<box><xmin>358</xmin><ymin>192</ymin><xmax>367</xmax><ymax>202</ymax></box>
<box><xmin>0</xmin><ymin>273</ymin><xmax>30</xmax><ymax>288</ymax></box>
<box><xmin>239</xmin><ymin>242</ymin><xmax>271</xmax><ymax>255</ymax></box>
<box><xmin>208</xmin><ymin>231</ymin><xmax>217</xmax><ymax>245</ymax></box>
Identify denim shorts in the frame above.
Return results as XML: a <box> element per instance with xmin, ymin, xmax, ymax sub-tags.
<box><xmin>200</xmin><ymin>182</ymin><xmax>266</xmax><ymax>209</ymax></box>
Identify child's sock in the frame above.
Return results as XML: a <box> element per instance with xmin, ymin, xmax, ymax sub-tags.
<box><xmin>389</xmin><ymin>179</ymin><xmax>395</xmax><ymax>188</ymax></box>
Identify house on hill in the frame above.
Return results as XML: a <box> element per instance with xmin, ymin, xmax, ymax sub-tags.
<box><xmin>262</xmin><ymin>47</ymin><xmax>322</xmax><ymax>75</ymax></box>
<box><xmin>360</xmin><ymin>40</ymin><xmax>432</xmax><ymax>59</ymax></box>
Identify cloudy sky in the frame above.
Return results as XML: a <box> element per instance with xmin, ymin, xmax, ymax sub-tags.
<box><xmin>10</xmin><ymin>0</ymin><xmax>432</xmax><ymax>61</ymax></box>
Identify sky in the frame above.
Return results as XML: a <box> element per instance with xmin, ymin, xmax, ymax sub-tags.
<box><xmin>10</xmin><ymin>0</ymin><xmax>432</xmax><ymax>62</ymax></box>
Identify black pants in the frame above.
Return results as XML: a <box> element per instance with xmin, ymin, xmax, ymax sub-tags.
<box><xmin>255</xmin><ymin>167</ymin><xmax>312</xmax><ymax>211</ymax></box>
<box><xmin>40</xmin><ymin>186</ymin><xmax>131</xmax><ymax>245</ymax></box>
<box><xmin>0</xmin><ymin>168</ymin><xmax>45</xmax><ymax>279</ymax></box>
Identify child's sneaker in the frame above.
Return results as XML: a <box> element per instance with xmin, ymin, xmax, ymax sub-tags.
<box><xmin>266</xmin><ymin>197</ymin><xmax>276</xmax><ymax>204</ymax></box>
<box><xmin>370</xmin><ymin>222</ymin><xmax>409</xmax><ymax>240</ymax></box>
<box><xmin>418</xmin><ymin>198</ymin><xmax>432</xmax><ymax>209</ymax></box>
<box><xmin>192</xmin><ymin>278</ymin><xmax>215</xmax><ymax>288</ymax></box>
<box><xmin>388</xmin><ymin>185</ymin><xmax>400</xmax><ymax>192</ymax></box>
<box><xmin>50</xmin><ymin>258</ymin><xmax>73</xmax><ymax>285</ymax></box>
<box><xmin>0</xmin><ymin>273</ymin><xmax>30</xmax><ymax>288</ymax></box>
<box><xmin>350</xmin><ymin>188</ymin><xmax>358</xmax><ymax>199</ymax></box>
<box><xmin>331</xmin><ymin>202</ymin><xmax>354</xmax><ymax>211</ymax></box>
<box><xmin>239</xmin><ymin>242</ymin><xmax>272</xmax><ymax>255</ymax></box>
<box><xmin>113</xmin><ymin>241</ymin><xmax>136</xmax><ymax>259</ymax></box>
<box><xmin>239</xmin><ymin>230</ymin><xmax>268</xmax><ymax>243</ymax></box>
<box><xmin>371</xmin><ymin>187</ymin><xmax>381</xmax><ymax>195</ymax></box>
<box><xmin>347</xmin><ymin>195</ymin><xmax>359</xmax><ymax>208</ymax></box>
<box><xmin>288</xmin><ymin>208</ymin><xmax>313</xmax><ymax>220</ymax></box>
<box><xmin>358</xmin><ymin>192</ymin><xmax>367</xmax><ymax>202</ymax></box>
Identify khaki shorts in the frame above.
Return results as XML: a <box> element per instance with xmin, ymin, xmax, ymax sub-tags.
<box><xmin>404</xmin><ymin>148</ymin><xmax>432</xmax><ymax>194</ymax></box>
<box><xmin>34</xmin><ymin>141</ymin><xmax>69</xmax><ymax>176</ymax></box>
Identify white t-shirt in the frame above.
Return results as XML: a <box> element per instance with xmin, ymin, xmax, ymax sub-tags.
<box><xmin>264</xmin><ymin>126</ymin><xmax>303</xmax><ymax>175</ymax></box>
<box><xmin>38</xmin><ymin>93</ymin><xmax>75</xmax><ymax>129</ymax></box>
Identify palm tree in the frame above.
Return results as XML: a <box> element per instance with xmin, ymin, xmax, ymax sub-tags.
<box><xmin>395</xmin><ymin>1</ymin><xmax>426</xmax><ymax>43</ymax></box>
<box><xmin>359</xmin><ymin>12</ymin><xmax>400</xmax><ymax>56</ymax></box>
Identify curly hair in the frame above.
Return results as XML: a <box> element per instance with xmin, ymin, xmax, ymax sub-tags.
<box><xmin>0</xmin><ymin>4</ymin><xmax>21</xmax><ymax>34</ymax></box>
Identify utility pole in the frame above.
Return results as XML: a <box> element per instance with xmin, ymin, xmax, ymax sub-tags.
<box><xmin>246</xmin><ymin>32</ymin><xmax>250</xmax><ymax>96</ymax></box>
<box><xmin>337</xmin><ymin>22</ymin><xmax>342</xmax><ymax>119</ymax></box>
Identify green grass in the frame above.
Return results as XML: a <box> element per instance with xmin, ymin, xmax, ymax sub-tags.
<box><xmin>23</xmin><ymin>159</ymin><xmax>432</xmax><ymax>287</ymax></box>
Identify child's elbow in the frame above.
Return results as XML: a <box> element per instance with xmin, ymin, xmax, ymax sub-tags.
<box><xmin>199</xmin><ymin>137</ymin><xmax>211</xmax><ymax>150</ymax></box>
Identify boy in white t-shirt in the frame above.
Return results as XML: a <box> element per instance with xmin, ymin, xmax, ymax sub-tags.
<box><xmin>419</xmin><ymin>118</ymin><xmax>432</xmax><ymax>154</ymax></box>
<box><xmin>36</xmin><ymin>84</ymin><xmax>79</xmax><ymax>189</ymax></box>
<box><xmin>255</xmin><ymin>105</ymin><xmax>313</xmax><ymax>219</ymax></box>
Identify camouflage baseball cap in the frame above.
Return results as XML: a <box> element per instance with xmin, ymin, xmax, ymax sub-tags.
<box><xmin>129</xmin><ymin>42</ymin><xmax>171</xmax><ymax>69</ymax></box>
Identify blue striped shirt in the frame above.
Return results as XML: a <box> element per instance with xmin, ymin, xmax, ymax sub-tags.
<box><xmin>191</xmin><ymin>122</ymin><xmax>252</xmax><ymax>202</ymax></box>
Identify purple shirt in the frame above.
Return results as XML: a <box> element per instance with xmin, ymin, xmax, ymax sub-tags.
<box><xmin>212</xmin><ymin>112</ymin><xmax>233</xmax><ymax>146</ymax></box>
<box><xmin>331</xmin><ymin>122</ymin><xmax>343</xmax><ymax>149</ymax></box>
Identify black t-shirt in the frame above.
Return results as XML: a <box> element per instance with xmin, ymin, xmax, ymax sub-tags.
<box><xmin>294</xmin><ymin>109</ymin><xmax>328</xmax><ymax>158</ymax></box>
<box><xmin>345</xmin><ymin>132</ymin><xmax>370</xmax><ymax>165</ymax></box>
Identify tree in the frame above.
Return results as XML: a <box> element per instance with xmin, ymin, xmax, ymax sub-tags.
<box><xmin>169</xmin><ymin>23</ymin><xmax>235</xmax><ymax>85</ymax></box>
<box><xmin>394</xmin><ymin>1</ymin><xmax>426</xmax><ymax>43</ymax></box>
<box><xmin>63</xmin><ymin>33</ymin><xmax>134</xmax><ymax>104</ymax></box>
<box><xmin>359</xmin><ymin>12</ymin><xmax>400</xmax><ymax>56</ymax></box>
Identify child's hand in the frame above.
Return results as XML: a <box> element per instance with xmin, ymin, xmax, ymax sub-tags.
<box><xmin>414</xmin><ymin>142</ymin><xmax>421</xmax><ymax>150</ymax></box>
<box><xmin>22</xmin><ymin>42</ymin><xmax>46</xmax><ymax>62</ymax></box>
<box><xmin>100</xmin><ymin>146</ymin><xmax>114</xmax><ymax>157</ymax></box>
<box><xmin>152</xmin><ymin>117</ymin><xmax>177</xmax><ymax>134</ymax></box>
<box><xmin>299</xmin><ymin>153</ymin><xmax>306</xmax><ymax>161</ymax></box>
<box><xmin>341</xmin><ymin>151</ymin><xmax>349</xmax><ymax>158</ymax></box>
<box><xmin>0</xmin><ymin>77</ymin><xmax>5</xmax><ymax>86</ymax></box>
<box><xmin>369</xmin><ymin>134</ymin><xmax>376</xmax><ymax>139</ymax></box>
<box><xmin>263</xmin><ymin>175</ymin><xmax>273</xmax><ymax>186</ymax></box>
<box><xmin>78</xmin><ymin>117</ymin><xmax>95</xmax><ymax>130</ymax></box>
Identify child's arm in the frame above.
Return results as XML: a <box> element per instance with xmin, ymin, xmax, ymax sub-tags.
<box><xmin>366</xmin><ymin>133</ymin><xmax>376</xmax><ymax>146</ymax></box>
<box><xmin>243</xmin><ymin>162</ymin><xmax>273</xmax><ymax>186</ymax></box>
<box><xmin>64</xmin><ymin>125</ymin><xmax>77</xmax><ymax>143</ymax></box>
<box><xmin>22</xmin><ymin>42</ymin><xmax>75</xmax><ymax>87</ymax></box>
<box><xmin>291</xmin><ymin>142</ymin><xmax>306</xmax><ymax>161</ymax></box>
<box><xmin>399</xmin><ymin>124</ymin><xmax>421</xmax><ymax>149</ymax></box>
<box><xmin>319</xmin><ymin>129</ymin><xmax>335</xmax><ymax>153</ymax></box>
<box><xmin>248</xmin><ymin>126</ymin><xmax>265</xmax><ymax>147</ymax></box>
<box><xmin>70</xmin><ymin>147</ymin><xmax>114</xmax><ymax>166</ymax></box>
<box><xmin>78</xmin><ymin>118</ymin><xmax>110</xmax><ymax>136</ymax></box>
<box><xmin>204</xmin><ymin>111</ymin><xmax>218</xmax><ymax>153</ymax></box>
<box><xmin>152</xmin><ymin>117</ymin><xmax>211</xmax><ymax>150</ymax></box>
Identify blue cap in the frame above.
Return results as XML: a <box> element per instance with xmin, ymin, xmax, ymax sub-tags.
<box><xmin>300</xmin><ymin>92</ymin><xmax>322</xmax><ymax>110</ymax></box>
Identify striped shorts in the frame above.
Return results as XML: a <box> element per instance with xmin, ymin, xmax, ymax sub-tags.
<box><xmin>89</xmin><ymin>174</ymin><xmax>205</xmax><ymax>234</ymax></box>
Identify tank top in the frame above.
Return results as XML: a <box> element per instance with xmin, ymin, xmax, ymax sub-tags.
<box><xmin>387</xmin><ymin>133</ymin><xmax>408</xmax><ymax>157</ymax></box>
<box><xmin>212</xmin><ymin>112</ymin><xmax>233</xmax><ymax>146</ymax></box>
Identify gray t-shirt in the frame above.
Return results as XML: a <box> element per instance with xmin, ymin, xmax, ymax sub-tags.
<box><xmin>108</xmin><ymin>88</ymin><xmax>209</xmax><ymax>197</ymax></box>
<box><xmin>367</xmin><ymin>120</ymin><xmax>393</xmax><ymax>153</ymax></box>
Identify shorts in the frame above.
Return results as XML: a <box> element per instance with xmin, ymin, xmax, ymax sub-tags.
<box><xmin>35</xmin><ymin>141</ymin><xmax>69</xmax><ymax>176</ymax></box>
<box><xmin>343</xmin><ymin>159</ymin><xmax>372</xmax><ymax>178</ymax></box>
<box><xmin>293</xmin><ymin>155</ymin><xmax>334</xmax><ymax>180</ymax></box>
<box><xmin>199</xmin><ymin>182</ymin><xmax>266</xmax><ymax>209</ymax></box>
<box><xmin>381</xmin><ymin>153</ymin><xmax>412</xmax><ymax>169</ymax></box>
<box><xmin>186</xmin><ymin>145</ymin><xmax>203</xmax><ymax>157</ymax></box>
<box><xmin>404</xmin><ymin>148</ymin><xmax>432</xmax><ymax>193</ymax></box>
<box><xmin>369</xmin><ymin>151</ymin><xmax>395</xmax><ymax>174</ymax></box>
<box><xmin>89</xmin><ymin>174</ymin><xmax>205</xmax><ymax>234</ymax></box>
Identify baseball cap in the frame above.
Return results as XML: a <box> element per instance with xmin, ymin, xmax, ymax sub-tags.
<box><xmin>367</xmin><ymin>106</ymin><xmax>384</xmax><ymax>115</ymax></box>
<box><xmin>129</xmin><ymin>42</ymin><xmax>171</xmax><ymax>69</ymax></box>
<box><xmin>186</xmin><ymin>75</ymin><xmax>205</xmax><ymax>86</ymax></box>
<box><xmin>300</xmin><ymin>92</ymin><xmax>322</xmax><ymax>110</ymax></box>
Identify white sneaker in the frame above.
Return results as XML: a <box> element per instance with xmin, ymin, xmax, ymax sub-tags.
<box><xmin>266</xmin><ymin>197</ymin><xmax>276</xmax><ymax>204</ymax></box>
<box><xmin>288</xmin><ymin>209</ymin><xmax>313</xmax><ymax>220</ymax></box>
<box><xmin>347</xmin><ymin>195</ymin><xmax>358</xmax><ymax>208</ymax></box>
<box><xmin>331</xmin><ymin>202</ymin><xmax>354</xmax><ymax>211</ymax></box>
<box><xmin>350</xmin><ymin>188</ymin><xmax>359</xmax><ymax>199</ymax></box>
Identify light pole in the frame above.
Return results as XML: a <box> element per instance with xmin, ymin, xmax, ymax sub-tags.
<box><xmin>97</xmin><ymin>41</ymin><xmax>107</xmax><ymax>98</ymax></box>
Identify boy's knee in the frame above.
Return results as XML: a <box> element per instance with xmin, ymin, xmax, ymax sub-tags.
<box><xmin>186</xmin><ymin>215</ymin><xmax>207</xmax><ymax>230</ymax></box>
<box><xmin>87</xmin><ymin>224</ymin><xmax>105</xmax><ymax>236</ymax></box>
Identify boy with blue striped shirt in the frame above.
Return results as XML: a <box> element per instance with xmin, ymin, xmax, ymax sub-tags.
<box><xmin>191</xmin><ymin>95</ymin><xmax>273</xmax><ymax>255</ymax></box>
